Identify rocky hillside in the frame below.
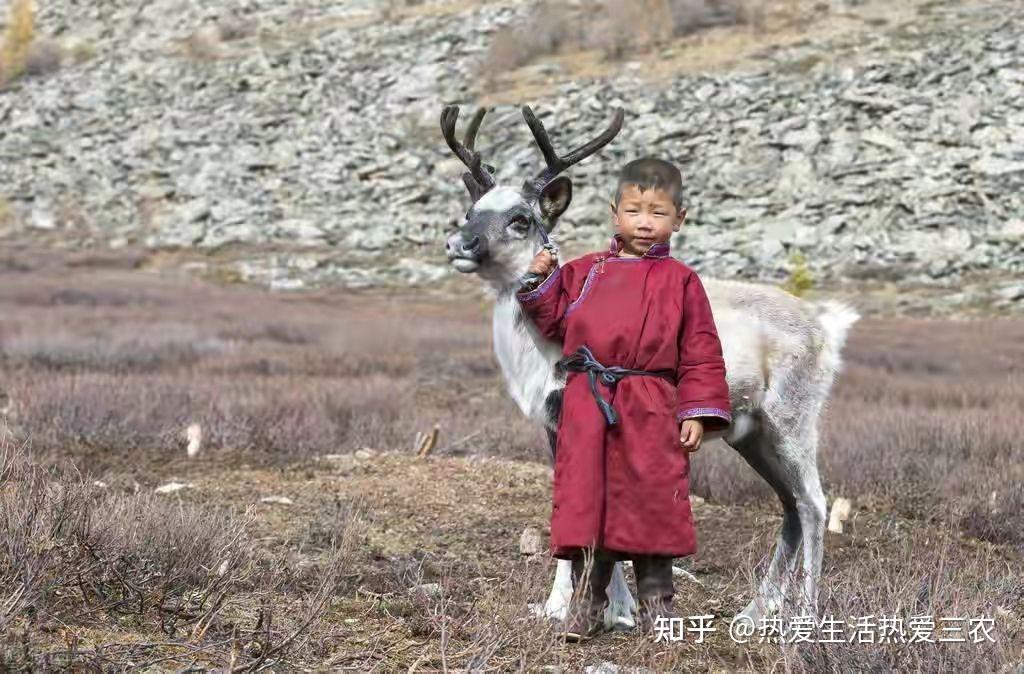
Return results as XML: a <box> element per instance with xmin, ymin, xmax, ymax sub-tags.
<box><xmin>1</xmin><ymin>0</ymin><xmax>1022</xmax><ymax>308</ymax></box>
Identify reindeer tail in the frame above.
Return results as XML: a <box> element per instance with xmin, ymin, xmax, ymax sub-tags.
<box><xmin>814</xmin><ymin>300</ymin><xmax>860</xmax><ymax>375</ymax></box>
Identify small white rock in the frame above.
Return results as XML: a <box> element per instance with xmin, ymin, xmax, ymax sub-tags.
<box><xmin>408</xmin><ymin>582</ymin><xmax>442</xmax><ymax>598</ymax></box>
<box><xmin>671</xmin><ymin>565</ymin><xmax>702</xmax><ymax>584</ymax></box>
<box><xmin>185</xmin><ymin>423</ymin><xmax>203</xmax><ymax>458</ymax></box>
<box><xmin>354</xmin><ymin>448</ymin><xmax>377</xmax><ymax>460</ymax></box>
<box><xmin>217</xmin><ymin>560</ymin><xmax>230</xmax><ymax>576</ymax></box>
<box><xmin>155</xmin><ymin>482</ymin><xmax>193</xmax><ymax>494</ymax></box>
<box><xmin>93</xmin><ymin>480</ymin><xmax>108</xmax><ymax>489</ymax></box>
<box><xmin>259</xmin><ymin>495</ymin><xmax>294</xmax><ymax>505</ymax></box>
<box><xmin>828</xmin><ymin>497</ymin><xmax>853</xmax><ymax>534</ymax></box>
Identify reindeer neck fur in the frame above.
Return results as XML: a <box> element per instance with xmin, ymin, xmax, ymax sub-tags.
<box><xmin>483</xmin><ymin>241</ymin><xmax>564</xmax><ymax>427</ymax></box>
<box><xmin>492</xmin><ymin>293</ymin><xmax>564</xmax><ymax>426</ymax></box>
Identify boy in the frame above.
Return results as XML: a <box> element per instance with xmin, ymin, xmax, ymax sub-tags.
<box><xmin>515</xmin><ymin>158</ymin><xmax>731</xmax><ymax>640</ymax></box>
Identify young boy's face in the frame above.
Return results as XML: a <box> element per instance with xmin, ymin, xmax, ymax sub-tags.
<box><xmin>610</xmin><ymin>184</ymin><xmax>687</xmax><ymax>257</ymax></box>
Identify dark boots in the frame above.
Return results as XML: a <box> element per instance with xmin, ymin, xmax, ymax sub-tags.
<box><xmin>561</xmin><ymin>550</ymin><xmax>676</xmax><ymax>641</ymax></box>
<box><xmin>633</xmin><ymin>554</ymin><xmax>675</xmax><ymax>634</ymax></box>
<box><xmin>563</xmin><ymin>549</ymin><xmax>616</xmax><ymax>642</ymax></box>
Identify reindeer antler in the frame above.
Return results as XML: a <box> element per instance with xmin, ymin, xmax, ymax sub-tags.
<box><xmin>440</xmin><ymin>105</ymin><xmax>496</xmax><ymax>202</ymax></box>
<box><xmin>522</xmin><ymin>105</ymin><xmax>625</xmax><ymax>195</ymax></box>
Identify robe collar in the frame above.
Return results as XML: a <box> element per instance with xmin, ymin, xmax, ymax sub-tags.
<box><xmin>607</xmin><ymin>233</ymin><xmax>671</xmax><ymax>259</ymax></box>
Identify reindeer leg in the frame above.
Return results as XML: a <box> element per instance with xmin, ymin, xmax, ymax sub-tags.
<box><xmin>603</xmin><ymin>562</ymin><xmax>636</xmax><ymax>630</ymax></box>
<box><xmin>531</xmin><ymin>395</ymin><xmax>572</xmax><ymax>620</ymax></box>
<box><xmin>793</xmin><ymin>460</ymin><xmax>826</xmax><ymax>618</ymax></box>
<box><xmin>762</xmin><ymin>419</ymin><xmax>827</xmax><ymax>619</ymax></box>
<box><xmin>532</xmin><ymin>560</ymin><xmax>635</xmax><ymax>628</ymax></box>
<box><xmin>730</xmin><ymin>427</ymin><xmax>803</xmax><ymax>623</ymax></box>
<box><xmin>543</xmin><ymin>389</ymin><xmax>562</xmax><ymax>465</ymax></box>
<box><xmin>529</xmin><ymin>427</ymin><xmax>570</xmax><ymax>621</ymax></box>
<box><xmin>740</xmin><ymin>509</ymin><xmax>801</xmax><ymax>623</ymax></box>
<box><xmin>744</xmin><ymin>428</ymin><xmax>827</xmax><ymax>621</ymax></box>
<box><xmin>531</xmin><ymin>558</ymin><xmax>574</xmax><ymax>621</ymax></box>
<box><xmin>544</xmin><ymin>426</ymin><xmax>557</xmax><ymax>465</ymax></box>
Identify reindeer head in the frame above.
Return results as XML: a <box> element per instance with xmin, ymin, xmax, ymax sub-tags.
<box><xmin>441</xmin><ymin>105</ymin><xmax>625</xmax><ymax>288</ymax></box>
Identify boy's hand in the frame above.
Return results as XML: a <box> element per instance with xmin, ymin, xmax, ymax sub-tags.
<box><xmin>679</xmin><ymin>419</ymin><xmax>704</xmax><ymax>453</ymax></box>
<box><xmin>526</xmin><ymin>249</ymin><xmax>557</xmax><ymax>277</ymax></box>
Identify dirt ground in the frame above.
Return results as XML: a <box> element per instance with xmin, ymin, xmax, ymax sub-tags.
<box><xmin>180</xmin><ymin>451</ymin><xmax>1018</xmax><ymax>669</ymax></box>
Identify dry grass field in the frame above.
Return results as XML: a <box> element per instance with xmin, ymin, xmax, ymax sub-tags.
<box><xmin>1</xmin><ymin>247</ymin><xmax>1022</xmax><ymax>670</ymax></box>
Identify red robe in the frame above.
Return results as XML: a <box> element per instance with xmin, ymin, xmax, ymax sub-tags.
<box><xmin>516</xmin><ymin>234</ymin><xmax>731</xmax><ymax>559</ymax></box>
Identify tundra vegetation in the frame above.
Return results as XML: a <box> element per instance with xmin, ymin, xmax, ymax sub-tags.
<box><xmin>1</xmin><ymin>249</ymin><xmax>1020</xmax><ymax>669</ymax></box>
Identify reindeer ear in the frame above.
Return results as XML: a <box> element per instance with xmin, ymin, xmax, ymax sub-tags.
<box><xmin>539</xmin><ymin>176</ymin><xmax>573</xmax><ymax>220</ymax></box>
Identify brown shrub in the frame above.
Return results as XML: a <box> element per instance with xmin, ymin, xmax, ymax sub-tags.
<box><xmin>669</xmin><ymin>0</ymin><xmax>751</xmax><ymax>34</ymax></box>
<box><xmin>480</xmin><ymin>0</ymin><xmax>780</xmax><ymax>76</ymax></box>
<box><xmin>22</xmin><ymin>36</ymin><xmax>64</xmax><ymax>76</ymax></box>
<box><xmin>380</xmin><ymin>0</ymin><xmax>427</xmax><ymax>22</ymax></box>
<box><xmin>216</xmin><ymin>14</ymin><xmax>259</xmax><ymax>42</ymax></box>
<box><xmin>8</xmin><ymin>371</ymin><xmax>420</xmax><ymax>467</ymax></box>
<box><xmin>0</xmin><ymin>440</ymin><xmax>252</xmax><ymax>657</ymax></box>
<box><xmin>378</xmin><ymin>518</ymin><xmax>1020</xmax><ymax>670</ymax></box>
<box><xmin>479</xmin><ymin>2</ymin><xmax>574</xmax><ymax>78</ymax></box>
<box><xmin>3</xmin><ymin>251</ymin><xmax>1023</xmax><ymax>550</ymax></box>
<box><xmin>0</xmin><ymin>438</ymin><xmax>367</xmax><ymax>669</ymax></box>
<box><xmin>0</xmin><ymin>253</ymin><xmax>516</xmax><ymax>469</ymax></box>
<box><xmin>775</xmin><ymin>525</ymin><xmax>1019</xmax><ymax>671</ymax></box>
<box><xmin>816</xmin><ymin>318</ymin><xmax>1024</xmax><ymax>548</ymax></box>
<box><xmin>355</xmin><ymin>554</ymin><xmax>565</xmax><ymax>669</ymax></box>
<box><xmin>0</xmin><ymin>1</ymin><xmax>78</xmax><ymax>86</ymax></box>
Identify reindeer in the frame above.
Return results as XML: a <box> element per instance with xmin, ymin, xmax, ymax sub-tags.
<box><xmin>440</xmin><ymin>104</ymin><xmax>859</xmax><ymax>629</ymax></box>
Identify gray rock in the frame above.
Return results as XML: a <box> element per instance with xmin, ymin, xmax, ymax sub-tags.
<box><xmin>779</xmin><ymin>123</ymin><xmax>822</xmax><ymax>152</ymax></box>
<box><xmin>149</xmin><ymin>200</ymin><xmax>211</xmax><ymax>247</ymax></box>
<box><xmin>202</xmin><ymin>223</ymin><xmax>261</xmax><ymax>248</ymax></box>
<box><xmin>276</xmin><ymin>219</ymin><xmax>328</xmax><ymax>246</ymax></box>
<box><xmin>395</xmin><ymin>257</ymin><xmax>449</xmax><ymax>285</ymax></box>
<box><xmin>973</xmin><ymin>156</ymin><xmax>1024</xmax><ymax>177</ymax></box>
<box><xmin>1000</xmin><ymin>220</ymin><xmax>1024</xmax><ymax>240</ymax></box>
<box><xmin>995</xmin><ymin>283</ymin><xmax>1024</xmax><ymax>302</ymax></box>
<box><xmin>349</xmin><ymin>228</ymin><xmax>395</xmax><ymax>252</ymax></box>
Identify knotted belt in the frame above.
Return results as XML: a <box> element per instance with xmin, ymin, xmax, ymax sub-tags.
<box><xmin>555</xmin><ymin>345</ymin><xmax>676</xmax><ymax>426</ymax></box>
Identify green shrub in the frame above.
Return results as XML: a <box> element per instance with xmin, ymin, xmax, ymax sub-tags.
<box><xmin>783</xmin><ymin>249</ymin><xmax>813</xmax><ymax>297</ymax></box>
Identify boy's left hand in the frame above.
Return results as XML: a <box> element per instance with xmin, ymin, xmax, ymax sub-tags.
<box><xmin>679</xmin><ymin>419</ymin><xmax>704</xmax><ymax>453</ymax></box>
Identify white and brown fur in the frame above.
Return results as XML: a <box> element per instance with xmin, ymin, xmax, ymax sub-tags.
<box><xmin>442</xmin><ymin>105</ymin><xmax>859</xmax><ymax>628</ymax></box>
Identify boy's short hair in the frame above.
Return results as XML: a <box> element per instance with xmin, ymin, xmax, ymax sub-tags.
<box><xmin>613</xmin><ymin>157</ymin><xmax>684</xmax><ymax>209</ymax></box>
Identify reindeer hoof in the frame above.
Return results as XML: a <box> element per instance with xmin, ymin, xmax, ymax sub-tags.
<box><xmin>604</xmin><ymin>601</ymin><xmax>636</xmax><ymax>631</ymax></box>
